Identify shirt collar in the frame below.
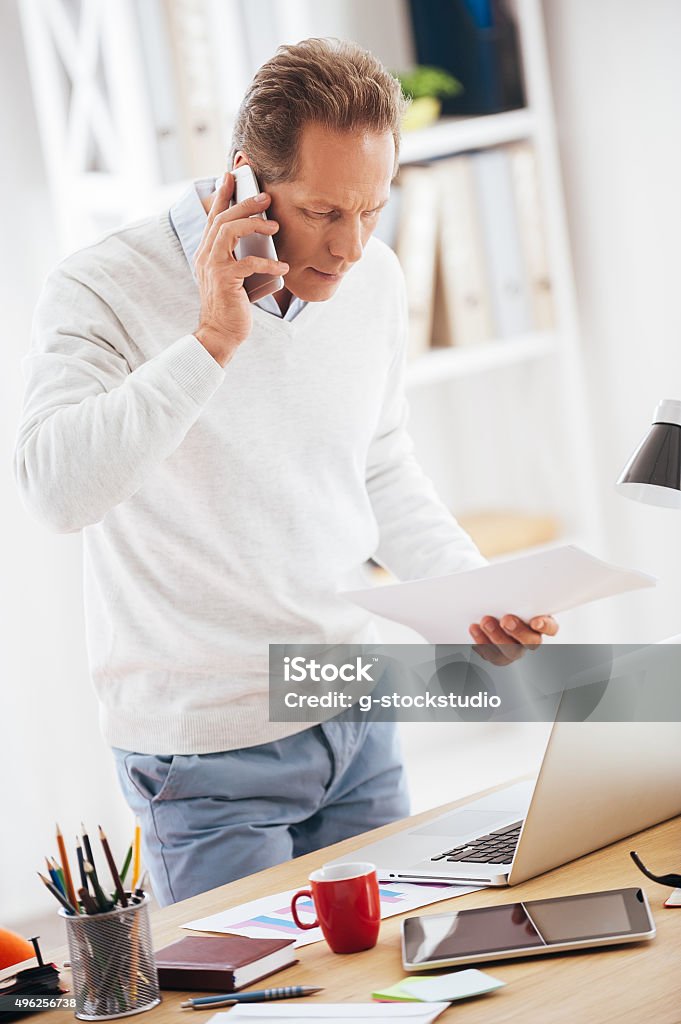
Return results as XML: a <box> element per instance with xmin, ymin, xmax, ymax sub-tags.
<box><xmin>169</xmin><ymin>178</ymin><xmax>306</xmax><ymax>321</ymax></box>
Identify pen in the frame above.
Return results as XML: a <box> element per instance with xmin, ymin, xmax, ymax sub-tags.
<box><xmin>180</xmin><ymin>986</ymin><xmax>323</xmax><ymax>1008</ymax></box>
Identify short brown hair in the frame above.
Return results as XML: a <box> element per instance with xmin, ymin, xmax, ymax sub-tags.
<box><xmin>230</xmin><ymin>38</ymin><xmax>406</xmax><ymax>184</ymax></box>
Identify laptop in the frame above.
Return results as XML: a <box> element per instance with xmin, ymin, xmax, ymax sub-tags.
<box><xmin>328</xmin><ymin>639</ymin><xmax>681</xmax><ymax>886</ymax></box>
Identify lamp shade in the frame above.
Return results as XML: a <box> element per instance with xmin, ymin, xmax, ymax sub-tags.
<box><xmin>616</xmin><ymin>399</ymin><xmax>681</xmax><ymax>508</ymax></box>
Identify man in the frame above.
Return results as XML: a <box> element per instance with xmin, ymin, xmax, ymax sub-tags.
<box><xmin>15</xmin><ymin>39</ymin><xmax>556</xmax><ymax>906</ymax></box>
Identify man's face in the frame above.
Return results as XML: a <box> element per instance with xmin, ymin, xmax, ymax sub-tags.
<box><xmin>244</xmin><ymin>123</ymin><xmax>395</xmax><ymax>302</ymax></box>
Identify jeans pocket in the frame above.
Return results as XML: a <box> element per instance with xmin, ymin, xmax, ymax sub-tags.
<box><xmin>123</xmin><ymin>752</ymin><xmax>179</xmax><ymax>803</ymax></box>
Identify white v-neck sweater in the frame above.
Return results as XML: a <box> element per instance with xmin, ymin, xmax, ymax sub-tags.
<box><xmin>15</xmin><ymin>211</ymin><xmax>485</xmax><ymax>754</ymax></box>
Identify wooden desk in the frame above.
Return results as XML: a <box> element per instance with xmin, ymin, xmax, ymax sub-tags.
<box><xmin>46</xmin><ymin>788</ymin><xmax>681</xmax><ymax>1023</ymax></box>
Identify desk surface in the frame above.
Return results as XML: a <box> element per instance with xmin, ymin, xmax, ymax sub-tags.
<box><xmin>46</xmin><ymin>786</ymin><xmax>681</xmax><ymax>1023</ymax></box>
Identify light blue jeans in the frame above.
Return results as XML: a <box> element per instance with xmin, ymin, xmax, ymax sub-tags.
<box><xmin>112</xmin><ymin>719</ymin><xmax>409</xmax><ymax>906</ymax></box>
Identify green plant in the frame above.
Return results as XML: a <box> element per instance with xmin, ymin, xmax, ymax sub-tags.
<box><xmin>395</xmin><ymin>65</ymin><xmax>462</xmax><ymax>101</ymax></box>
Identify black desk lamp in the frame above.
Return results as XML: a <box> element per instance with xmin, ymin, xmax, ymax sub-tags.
<box><xmin>616</xmin><ymin>399</ymin><xmax>681</xmax><ymax>509</ymax></box>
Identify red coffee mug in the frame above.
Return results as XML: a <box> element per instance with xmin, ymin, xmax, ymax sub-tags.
<box><xmin>290</xmin><ymin>861</ymin><xmax>381</xmax><ymax>954</ymax></box>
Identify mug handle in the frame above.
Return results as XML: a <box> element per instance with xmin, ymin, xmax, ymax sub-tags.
<box><xmin>291</xmin><ymin>888</ymin><xmax>318</xmax><ymax>929</ymax></box>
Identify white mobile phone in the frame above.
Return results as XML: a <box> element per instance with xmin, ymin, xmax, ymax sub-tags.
<box><xmin>231</xmin><ymin>164</ymin><xmax>284</xmax><ymax>302</ymax></box>
<box><xmin>402</xmin><ymin>887</ymin><xmax>655</xmax><ymax>970</ymax></box>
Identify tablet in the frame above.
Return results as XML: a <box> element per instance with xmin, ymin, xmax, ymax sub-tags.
<box><xmin>402</xmin><ymin>887</ymin><xmax>655</xmax><ymax>970</ymax></box>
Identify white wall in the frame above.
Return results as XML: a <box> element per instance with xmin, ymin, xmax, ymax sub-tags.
<box><xmin>543</xmin><ymin>0</ymin><xmax>681</xmax><ymax>641</ymax></box>
<box><xmin>0</xmin><ymin>0</ymin><xmax>132</xmax><ymax>929</ymax></box>
<box><xmin>237</xmin><ymin>0</ymin><xmax>414</xmax><ymax>77</ymax></box>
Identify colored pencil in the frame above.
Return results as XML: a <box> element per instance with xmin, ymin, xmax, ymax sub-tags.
<box><xmin>55</xmin><ymin>824</ymin><xmax>78</xmax><ymax>911</ymax></box>
<box><xmin>76</xmin><ymin>838</ymin><xmax>88</xmax><ymax>891</ymax></box>
<box><xmin>38</xmin><ymin>871</ymin><xmax>77</xmax><ymax>915</ymax></box>
<box><xmin>130</xmin><ymin>914</ymin><xmax>140</xmax><ymax>1001</ymax></box>
<box><xmin>84</xmin><ymin>860</ymin><xmax>113</xmax><ymax>913</ymax></box>
<box><xmin>131</xmin><ymin>819</ymin><xmax>141</xmax><ymax>890</ymax></box>
<box><xmin>98</xmin><ymin>826</ymin><xmax>128</xmax><ymax>907</ymax></box>
<box><xmin>50</xmin><ymin>858</ymin><xmax>65</xmax><ymax>894</ymax></box>
<box><xmin>134</xmin><ymin>869</ymin><xmax>148</xmax><ymax>898</ymax></box>
<box><xmin>81</xmin><ymin>823</ymin><xmax>99</xmax><ymax>887</ymax></box>
<box><xmin>119</xmin><ymin>844</ymin><xmax>133</xmax><ymax>884</ymax></box>
<box><xmin>46</xmin><ymin>857</ymin><xmax>65</xmax><ymax>897</ymax></box>
<box><xmin>78</xmin><ymin>886</ymin><xmax>99</xmax><ymax>915</ymax></box>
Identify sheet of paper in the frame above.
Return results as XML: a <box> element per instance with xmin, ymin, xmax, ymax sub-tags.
<box><xmin>210</xmin><ymin>1004</ymin><xmax>450</xmax><ymax>1022</ymax></box>
<box><xmin>343</xmin><ymin>545</ymin><xmax>656</xmax><ymax>643</ymax></box>
<box><xmin>182</xmin><ymin>881</ymin><xmax>478</xmax><ymax>947</ymax></box>
<box><xmin>401</xmin><ymin>968</ymin><xmax>505</xmax><ymax>1002</ymax></box>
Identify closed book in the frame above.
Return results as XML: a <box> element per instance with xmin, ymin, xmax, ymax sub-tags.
<box><xmin>154</xmin><ymin>935</ymin><xmax>297</xmax><ymax>992</ymax></box>
<box><xmin>434</xmin><ymin>155</ymin><xmax>493</xmax><ymax>347</ymax></box>
<box><xmin>507</xmin><ymin>141</ymin><xmax>555</xmax><ymax>330</ymax></box>
<box><xmin>471</xmin><ymin>147</ymin><xmax>532</xmax><ymax>338</ymax></box>
<box><xmin>395</xmin><ymin>165</ymin><xmax>440</xmax><ymax>360</ymax></box>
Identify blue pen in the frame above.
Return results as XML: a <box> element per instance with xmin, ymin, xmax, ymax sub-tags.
<box><xmin>180</xmin><ymin>985</ymin><xmax>323</xmax><ymax>1009</ymax></box>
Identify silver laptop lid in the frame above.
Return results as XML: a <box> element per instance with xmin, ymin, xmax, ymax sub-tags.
<box><xmin>509</xmin><ymin>719</ymin><xmax>681</xmax><ymax>883</ymax></box>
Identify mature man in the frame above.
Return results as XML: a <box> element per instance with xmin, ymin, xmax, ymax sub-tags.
<box><xmin>15</xmin><ymin>39</ymin><xmax>556</xmax><ymax>906</ymax></box>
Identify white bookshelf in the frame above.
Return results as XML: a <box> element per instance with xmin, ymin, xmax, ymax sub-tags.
<box><xmin>394</xmin><ymin>0</ymin><xmax>603</xmax><ymax>573</ymax></box>
<box><xmin>400</xmin><ymin>107</ymin><xmax>536</xmax><ymax>164</ymax></box>
<box><xmin>406</xmin><ymin>330</ymin><xmax>556</xmax><ymax>388</ymax></box>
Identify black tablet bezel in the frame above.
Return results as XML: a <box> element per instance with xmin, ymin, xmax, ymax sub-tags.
<box><xmin>402</xmin><ymin>887</ymin><xmax>655</xmax><ymax>970</ymax></box>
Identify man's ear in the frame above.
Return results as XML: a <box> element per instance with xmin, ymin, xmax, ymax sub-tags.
<box><xmin>232</xmin><ymin>151</ymin><xmax>250</xmax><ymax>170</ymax></box>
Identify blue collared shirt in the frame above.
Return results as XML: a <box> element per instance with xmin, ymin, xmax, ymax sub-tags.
<box><xmin>169</xmin><ymin>178</ymin><xmax>307</xmax><ymax>322</ymax></box>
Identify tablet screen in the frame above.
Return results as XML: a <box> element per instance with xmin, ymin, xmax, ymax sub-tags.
<box><xmin>404</xmin><ymin>889</ymin><xmax>641</xmax><ymax>964</ymax></box>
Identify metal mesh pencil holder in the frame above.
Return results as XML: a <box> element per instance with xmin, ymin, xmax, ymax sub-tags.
<box><xmin>60</xmin><ymin>894</ymin><xmax>160</xmax><ymax>1020</ymax></box>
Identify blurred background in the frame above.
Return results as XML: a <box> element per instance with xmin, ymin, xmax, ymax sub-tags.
<box><xmin>2</xmin><ymin>0</ymin><xmax>680</xmax><ymax>942</ymax></box>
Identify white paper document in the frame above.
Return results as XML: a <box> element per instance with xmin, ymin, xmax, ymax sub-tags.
<box><xmin>343</xmin><ymin>545</ymin><xmax>656</xmax><ymax>642</ymax></box>
<box><xmin>211</xmin><ymin>1004</ymin><xmax>449</xmax><ymax>1022</ymax></box>
<box><xmin>182</xmin><ymin>880</ymin><xmax>477</xmax><ymax>947</ymax></box>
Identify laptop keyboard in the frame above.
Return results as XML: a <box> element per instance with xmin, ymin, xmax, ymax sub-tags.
<box><xmin>430</xmin><ymin>820</ymin><xmax>523</xmax><ymax>865</ymax></box>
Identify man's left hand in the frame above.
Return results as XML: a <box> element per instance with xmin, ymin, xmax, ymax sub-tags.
<box><xmin>469</xmin><ymin>614</ymin><xmax>559</xmax><ymax>666</ymax></box>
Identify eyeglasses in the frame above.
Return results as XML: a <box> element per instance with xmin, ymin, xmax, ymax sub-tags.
<box><xmin>630</xmin><ymin>850</ymin><xmax>681</xmax><ymax>888</ymax></box>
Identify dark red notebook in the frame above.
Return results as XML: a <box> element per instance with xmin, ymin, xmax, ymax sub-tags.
<box><xmin>154</xmin><ymin>934</ymin><xmax>297</xmax><ymax>992</ymax></box>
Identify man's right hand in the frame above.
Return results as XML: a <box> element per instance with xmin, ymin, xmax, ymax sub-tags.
<box><xmin>193</xmin><ymin>174</ymin><xmax>289</xmax><ymax>366</ymax></box>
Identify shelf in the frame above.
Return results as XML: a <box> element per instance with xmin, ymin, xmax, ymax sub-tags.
<box><xmin>399</xmin><ymin>108</ymin><xmax>536</xmax><ymax>164</ymax></box>
<box><xmin>406</xmin><ymin>331</ymin><xmax>557</xmax><ymax>387</ymax></box>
